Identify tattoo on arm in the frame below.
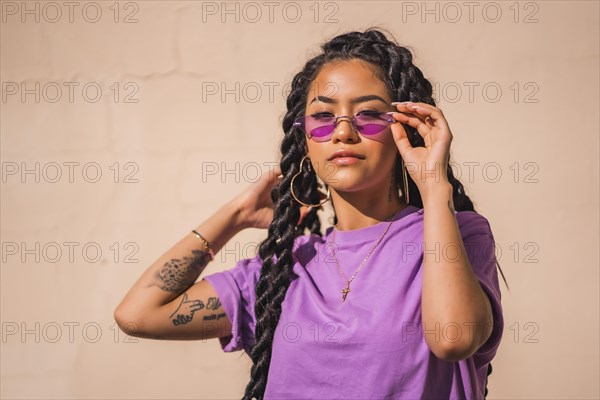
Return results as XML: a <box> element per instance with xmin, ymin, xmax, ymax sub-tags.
<box><xmin>170</xmin><ymin>293</ymin><xmax>204</xmax><ymax>325</ymax></box>
<box><xmin>203</xmin><ymin>313</ymin><xmax>227</xmax><ymax>321</ymax></box>
<box><xmin>206</xmin><ymin>296</ymin><xmax>222</xmax><ymax>310</ymax></box>
<box><xmin>169</xmin><ymin>294</ymin><xmax>224</xmax><ymax>326</ymax></box>
<box><xmin>149</xmin><ymin>249</ymin><xmax>211</xmax><ymax>294</ymax></box>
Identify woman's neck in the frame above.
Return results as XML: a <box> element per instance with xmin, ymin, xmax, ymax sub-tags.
<box><xmin>331</xmin><ymin>194</ymin><xmax>408</xmax><ymax>231</ymax></box>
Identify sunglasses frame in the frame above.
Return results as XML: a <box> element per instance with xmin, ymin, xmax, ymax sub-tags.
<box><xmin>293</xmin><ymin>111</ymin><xmax>397</xmax><ymax>142</ymax></box>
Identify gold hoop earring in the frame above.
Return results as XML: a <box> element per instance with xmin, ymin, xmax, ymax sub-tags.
<box><xmin>402</xmin><ymin>158</ymin><xmax>410</xmax><ymax>204</ymax></box>
<box><xmin>290</xmin><ymin>155</ymin><xmax>331</xmax><ymax>208</ymax></box>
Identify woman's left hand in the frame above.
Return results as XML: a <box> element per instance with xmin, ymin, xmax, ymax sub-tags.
<box><xmin>389</xmin><ymin>102</ymin><xmax>453</xmax><ymax>198</ymax></box>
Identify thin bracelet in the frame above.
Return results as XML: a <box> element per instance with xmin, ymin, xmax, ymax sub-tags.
<box><xmin>191</xmin><ymin>229</ymin><xmax>215</xmax><ymax>261</ymax></box>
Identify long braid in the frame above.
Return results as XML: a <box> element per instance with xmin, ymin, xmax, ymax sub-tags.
<box><xmin>242</xmin><ymin>58</ymin><xmax>325</xmax><ymax>398</ymax></box>
<box><xmin>242</xmin><ymin>27</ymin><xmax>507</xmax><ymax>399</ymax></box>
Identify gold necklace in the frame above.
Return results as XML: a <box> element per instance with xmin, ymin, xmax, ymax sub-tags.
<box><xmin>326</xmin><ymin>209</ymin><xmax>400</xmax><ymax>302</ymax></box>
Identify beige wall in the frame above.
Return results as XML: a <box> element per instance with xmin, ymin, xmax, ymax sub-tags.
<box><xmin>1</xmin><ymin>1</ymin><xmax>598</xmax><ymax>399</ymax></box>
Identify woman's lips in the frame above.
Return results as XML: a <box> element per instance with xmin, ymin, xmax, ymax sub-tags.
<box><xmin>328</xmin><ymin>149</ymin><xmax>365</xmax><ymax>165</ymax></box>
<box><xmin>330</xmin><ymin>156</ymin><xmax>363</xmax><ymax>165</ymax></box>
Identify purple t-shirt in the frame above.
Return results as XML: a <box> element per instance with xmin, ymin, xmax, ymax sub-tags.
<box><xmin>202</xmin><ymin>205</ymin><xmax>504</xmax><ymax>399</ymax></box>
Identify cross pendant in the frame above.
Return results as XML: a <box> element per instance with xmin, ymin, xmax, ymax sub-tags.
<box><xmin>341</xmin><ymin>285</ymin><xmax>351</xmax><ymax>302</ymax></box>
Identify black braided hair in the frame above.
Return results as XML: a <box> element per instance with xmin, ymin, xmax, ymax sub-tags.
<box><xmin>242</xmin><ymin>27</ymin><xmax>508</xmax><ymax>400</ymax></box>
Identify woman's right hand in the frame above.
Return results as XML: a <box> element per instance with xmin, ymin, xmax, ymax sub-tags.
<box><xmin>233</xmin><ymin>165</ymin><xmax>310</xmax><ymax>230</ymax></box>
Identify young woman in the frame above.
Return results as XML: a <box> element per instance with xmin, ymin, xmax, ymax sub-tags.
<box><xmin>114</xmin><ymin>28</ymin><xmax>508</xmax><ymax>399</ymax></box>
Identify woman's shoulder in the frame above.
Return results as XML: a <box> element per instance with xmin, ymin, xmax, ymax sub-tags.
<box><xmin>399</xmin><ymin>206</ymin><xmax>494</xmax><ymax>239</ymax></box>
<box><xmin>228</xmin><ymin>232</ymin><xmax>321</xmax><ymax>269</ymax></box>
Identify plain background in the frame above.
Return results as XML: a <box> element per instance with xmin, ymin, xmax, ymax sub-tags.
<box><xmin>1</xmin><ymin>1</ymin><xmax>598</xmax><ymax>399</ymax></box>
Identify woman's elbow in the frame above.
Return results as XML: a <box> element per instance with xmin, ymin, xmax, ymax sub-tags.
<box><xmin>428</xmin><ymin>322</ymin><xmax>492</xmax><ymax>362</ymax></box>
<box><xmin>113</xmin><ymin>306</ymin><xmax>145</xmax><ymax>338</ymax></box>
<box><xmin>430</xmin><ymin>342</ymin><xmax>476</xmax><ymax>362</ymax></box>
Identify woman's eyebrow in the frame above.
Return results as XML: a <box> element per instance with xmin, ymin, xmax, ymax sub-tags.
<box><xmin>308</xmin><ymin>94</ymin><xmax>387</xmax><ymax>105</ymax></box>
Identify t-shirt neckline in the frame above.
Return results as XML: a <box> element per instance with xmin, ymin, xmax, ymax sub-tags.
<box><xmin>324</xmin><ymin>205</ymin><xmax>421</xmax><ymax>245</ymax></box>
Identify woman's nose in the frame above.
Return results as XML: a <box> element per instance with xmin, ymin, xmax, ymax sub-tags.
<box><xmin>333</xmin><ymin>117</ymin><xmax>358</xmax><ymax>142</ymax></box>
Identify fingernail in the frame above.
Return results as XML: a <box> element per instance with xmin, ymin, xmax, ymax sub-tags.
<box><xmin>391</xmin><ymin>101</ymin><xmax>412</xmax><ymax>105</ymax></box>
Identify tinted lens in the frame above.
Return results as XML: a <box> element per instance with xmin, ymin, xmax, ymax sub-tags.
<box><xmin>305</xmin><ymin>115</ymin><xmax>336</xmax><ymax>141</ymax></box>
<box><xmin>355</xmin><ymin>112</ymin><xmax>392</xmax><ymax>135</ymax></box>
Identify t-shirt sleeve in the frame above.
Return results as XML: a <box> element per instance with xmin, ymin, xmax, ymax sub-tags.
<box><xmin>457</xmin><ymin>211</ymin><xmax>504</xmax><ymax>364</ymax></box>
<box><xmin>201</xmin><ymin>252</ymin><xmax>263</xmax><ymax>354</ymax></box>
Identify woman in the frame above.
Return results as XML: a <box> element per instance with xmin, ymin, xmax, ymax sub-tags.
<box><xmin>114</xmin><ymin>27</ymin><xmax>508</xmax><ymax>399</ymax></box>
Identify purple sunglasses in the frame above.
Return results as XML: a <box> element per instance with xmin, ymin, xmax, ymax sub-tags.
<box><xmin>293</xmin><ymin>111</ymin><xmax>396</xmax><ymax>142</ymax></box>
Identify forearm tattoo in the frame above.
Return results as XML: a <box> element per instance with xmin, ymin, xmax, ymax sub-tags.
<box><xmin>149</xmin><ymin>249</ymin><xmax>211</xmax><ymax>294</ymax></box>
<box><xmin>169</xmin><ymin>293</ymin><xmax>226</xmax><ymax>326</ymax></box>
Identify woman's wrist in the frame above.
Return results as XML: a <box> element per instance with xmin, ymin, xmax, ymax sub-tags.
<box><xmin>227</xmin><ymin>197</ymin><xmax>251</xmax><ymax>231</ymax></box>
<box><xmin>420</xmin><ymin>181</ymin><xmax>454</xmax><ymax>210</ymax></box>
